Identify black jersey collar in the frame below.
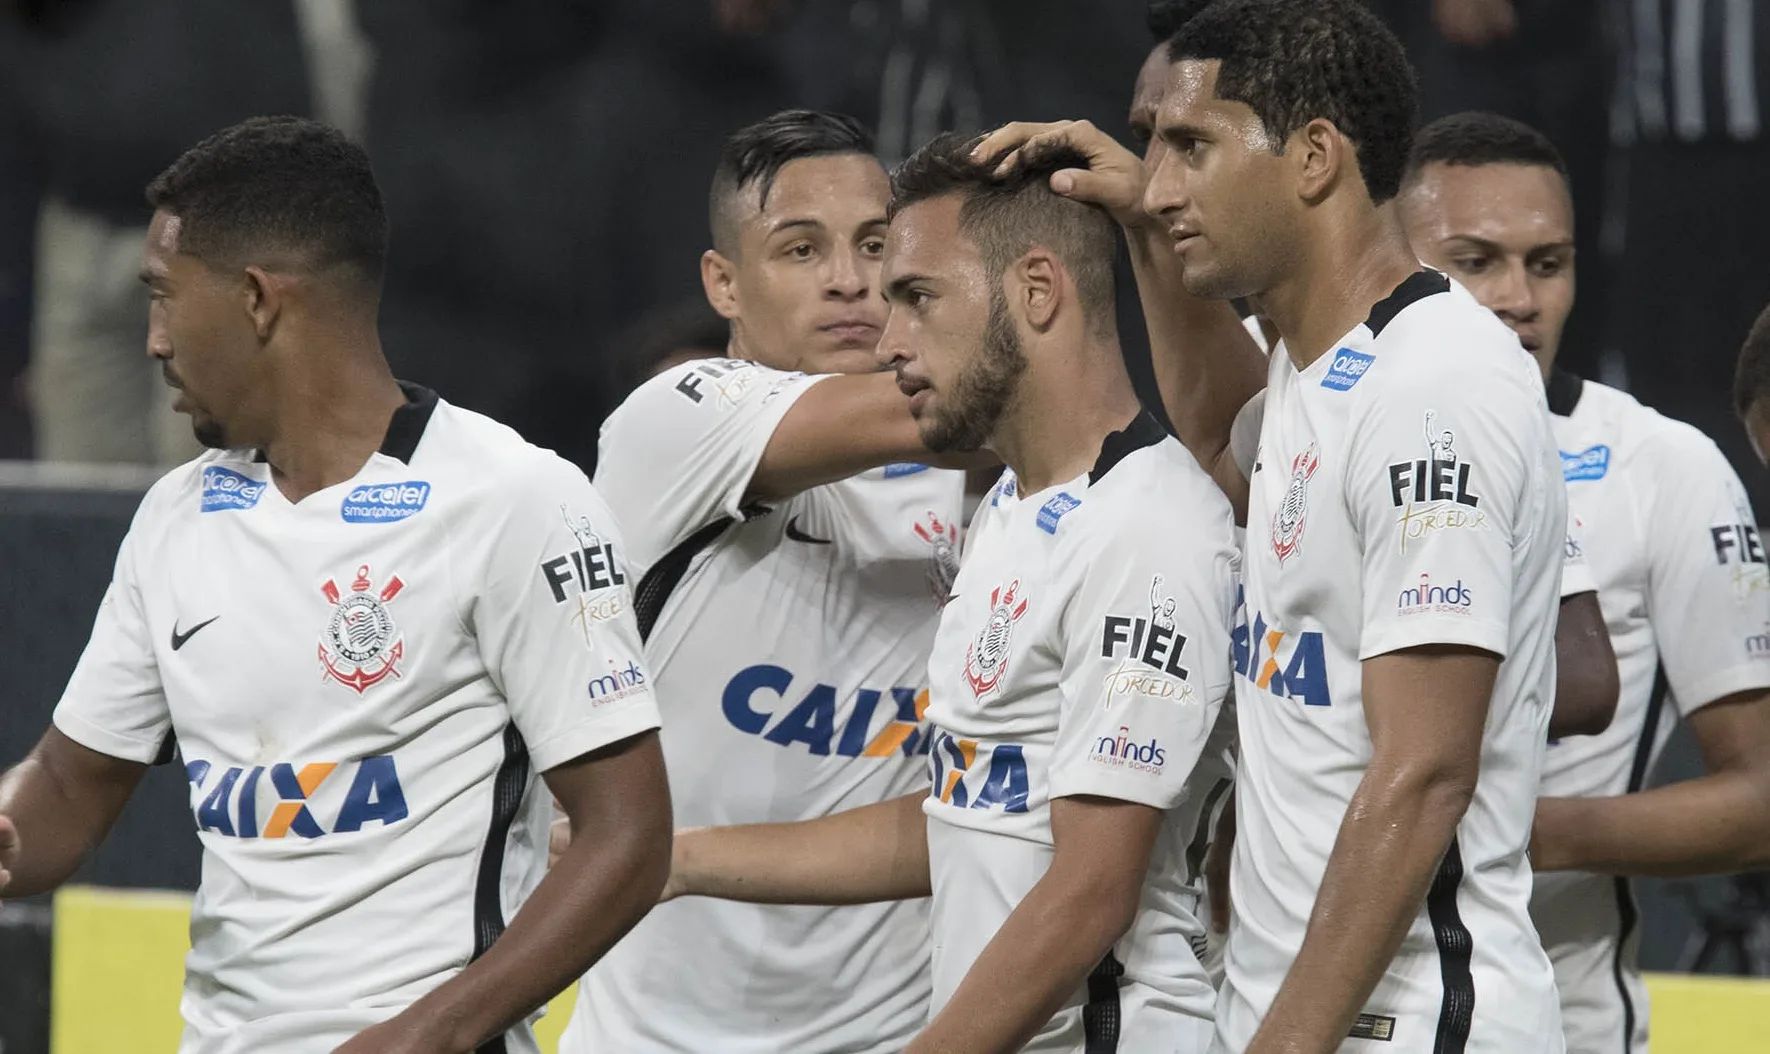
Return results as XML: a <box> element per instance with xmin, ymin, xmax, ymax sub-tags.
<box><xmin>1364</xmin><ymin>270</ymin><xmax>1451</xmax><ymax>338</ymax></box>
<box><xmin>1090</xmin><ymin>410</ymin><xmax>1167</xmax><ymax>484</ymax></box>
<box><xmin>250</xmin><ymin>380</ymin><xmax>437</xmax><ymax>465</ymax></box>
<box><xmin>1545</xmin><ymin>367</ymin><xmax>1584</xmax><ymax>417</ymax></box>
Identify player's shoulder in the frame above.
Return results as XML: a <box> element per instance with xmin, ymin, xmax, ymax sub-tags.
<box><xmin>608</xmin><ymin>358</ymin><xmax>800</xmax><ymax>427</ymax></box>
<box><xmin>138</xmin><ymin>448</ymin><xmax>264</xmax><ymax>525</ymax></box>
<box><xmin>1057</xmin><ymin>430</ymin><xmax>1235</xmax><ymax>553</ymax></box>
<box><xmin>420</xmin><ymin>399</ymin><xmax>599</xmax><ymax>508</ymax></box>
<box><xmin>1373</xmin><ymin>277</ymin><xmax>1537</xmax><ymax>385</ymax></box>
<box><xmin>1581</xmin><ymin>381</ymin><xmax>1738</xmax><ymax>475</ymax></box>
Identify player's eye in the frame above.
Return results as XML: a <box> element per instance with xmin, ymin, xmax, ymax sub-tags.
<box><xmin>907</xmin><ymin>290</ymin><xmax>932</xmax><ymax>309</ymax></box>
<box><xmin>1530</xmin><ymin>256</ymin><xmax>1567</xmax><ymax>278</ymax></box>
<box><xmin>1130</xmin><ymin>124</ymin><xmax>1152</xmax><ymax>150</ymax></box>
<box><xmin>1450</xmin><ymin>255</ymin><xmax>1491</xmax><ymax>274</ymax></box>
<box><xmin>859</xmin><ymin>238</ymin><xmax>885</xmax><ymax>257</ymax></box>
<box><xmin>784</xmin><ymin>242</ymin><xmax>816</xmax><ymax>261</ymax></box>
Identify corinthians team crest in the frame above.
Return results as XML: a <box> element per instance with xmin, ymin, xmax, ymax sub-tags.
<box><xmin>965</xmin><ymin>579</ymin><xmax>1029</xmax><ymax>697</ymax></box>
<box><xmin>319</xmin><ymin>564</ymin><xmax>406</xmax><ymax>693</ymax></box>
<box><xmin>1272</xmin><ymin>443</ymin><xmax>1320</xmax><ymax>563</ymax></box>
<box><xmin>913</xmin><ymin>509</ymin><xmax>961</xmax><ymax>605</ymax></box>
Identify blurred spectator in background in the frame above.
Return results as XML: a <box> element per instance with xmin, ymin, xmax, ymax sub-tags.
<box><xmin>0</xmin><ymin>0</ymin><xmax>313</xmax><ymax>464</ymax></box>
<box><xmin>1608</xmin><ymin>0</ymin><xmax>1770</xmax><ymax>512</ymax></box>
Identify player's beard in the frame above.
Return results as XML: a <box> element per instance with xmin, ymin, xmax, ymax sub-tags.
<box><xmin>920</xmin><ymin>290</ymin><xmax>1026</xmax><ymax>453</ymax></box>
<box><xmin>191</xmin><ymin>415</ymin><xmax>228</xmax><ymax>450</ymax></box>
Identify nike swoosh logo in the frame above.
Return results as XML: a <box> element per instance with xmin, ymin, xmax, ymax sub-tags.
<box><xmin>784</xmin><ymin>515</ymin><xmax>833</xmax><ymax>545</ymax></box>
<box><xmin>170</xmin><ymin>616</ymin><xmax>220</xmax><ymax>651</ymax></box>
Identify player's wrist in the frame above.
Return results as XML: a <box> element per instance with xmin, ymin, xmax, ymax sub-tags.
<box><xmin>663</xmin><ymin>827</ymin><xmax>704</xmax><ymax>900</ymax></box>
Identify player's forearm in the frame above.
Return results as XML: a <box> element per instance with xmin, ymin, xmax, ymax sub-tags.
<box><xmin>1126</xmin><ymin>225</ymin><xmax>1264</xmax><ymax>497</ymax></box>
<box><xmin>1534</xmin><ymin>770</ymin><xmax>1770</xmax><ymax>875</ymax></box>
<box><xmin>908</xmin><ymin>865</ymin><xmax>1138</xmax><ymax>1054</ymax></box>
<box><xmin>1251</xmin><ymin>766</ymin><xmax>1475</xmax><ymax>1054</ymax></box>
<box><xmin>673</xmin><ymin>792</ymin><xmax>931</xmax><ymax>905</ymax></box>
<box><xmin>0</xmin><ymin>739</ymin><xmax>138</xmax><ymax>897</ymax></box>
<box><xmin>402</xmin><ymin>795</ymin><xmax>672</xmax><ymax>1053</ymax></box>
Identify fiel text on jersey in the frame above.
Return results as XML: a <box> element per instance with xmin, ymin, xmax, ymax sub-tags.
<box><xmin>1387</xmin><ymin>409</ymin><xmax>1485</xmax><ymax>553</ymax></box>
<box><xmin>671</xmin><ymin>358</ymin><xmax>763</xmax><ymax>408</ymax></box>
<box><xmin>541</xmin><ymin>504</ymin><xmax>628</xmax><ymax>648</ymax></box>
<box><xmin>1099</xmin><ymin>574</ymin><xmax>1194</xmax><ymax>704</ymax></box>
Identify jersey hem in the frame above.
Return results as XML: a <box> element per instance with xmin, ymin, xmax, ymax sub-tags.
<box><xmin>1359</xmin><ymin>618</ymin><xmax>1509</xmax><ymax>662</ymax></box>
<box><xmin>525</xmin><ymin>701</ymin><xmax>662</xmax><ymax>773</ymax></box>
<box><xmin>51</xmin><ymin>708</ymin><xmax>163</xmax><ymax>765</ymax></box>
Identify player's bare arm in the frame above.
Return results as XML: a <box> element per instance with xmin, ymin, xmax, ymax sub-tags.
<box><xmin>668</xmin><ymin>791</ymin><xmax>930</xmax><ymax>904</ymax></box>
<box><xmin>905</xmin><ymin>795</ymin><xmax>1161</xmax><ymax>1054</ymax></box>
<box><xmin>1534</xmin><ymin>687</ymin><xmax>1770</xmax><ymax>875</ymax></box>
<box><xmin>334</xmin><ymin>732</ymin><xmax>670</xmax><ymax>1054</ymax></box>
<box><xmin>1549</xmin><ymin>591</ymin><xmax>1619</xmax><ymax>739</ymax></box>
<box><xmin>1249</xmin><ymin>645</ymin><xmax>1496</xmax><ymax>1054</ymax></box>
<box><xmin>746</xmin><ymin>371</ymin><xmax>989</xmax><ymax>503</ymax></box>
<box><xmin>0</xmin><ymin>727</ymin><xmax>146</xmax><ymax>899</ymax></box>
<box><xmin>971</xmin><ymin>120</ymin><xmax>1265</xmax><ymax>513</ymax></box>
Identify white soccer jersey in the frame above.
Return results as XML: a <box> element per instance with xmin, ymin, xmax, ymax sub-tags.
<box><xmin>923</xmin><ymin>414</ymin><xmax>1237</xmax><ymax>1053</ymax></box>
<box><xmin>51</xmin><ymin>386</ymin><xmax>659</xmax><ymax>1054</ymax></box>
<box><xmin>569</xmin><ymin>358</ymin><xmax>961</xmax><ymax>1054</ymax></box>
<box><xmin>1217</xmin><ymin>273</ymin><xmax>1565</xmax><ymax>1054</ymax></box>
<box><xmin>1532</xmin><ymin>372</ymin><xmax>1770</xmax><ymax>1054</ymax></box>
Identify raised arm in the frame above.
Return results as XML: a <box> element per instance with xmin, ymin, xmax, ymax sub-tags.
<box><xmin>972</xmin><ymin>121</ymin><xmax>1266</xmax><ymax>513</ymax></box>
<box><xmin>670</xmin><ymin>791</ymin><xmax>931</xmax><ymax>905</ymax></box>
<box><xmin>0</xmin><ymin>727</ymin><xmax>147</xmax><ymax>898</ymax></box>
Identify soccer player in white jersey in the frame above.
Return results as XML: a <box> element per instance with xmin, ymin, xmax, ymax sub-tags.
<box><xmin>563</xmin><ymin>111</ymin><xmax>967</xmax><ymax>1054</ymax></box>
<box><xmin>0</xmin><ymin>118</ymin><xmax>670</xmax><ymax>1054</ymax></box>
<box><xmin>1400</xmin><ymin>112</ymin><xmax>1770</xmax><ymax>1054</ymax></box>
<box><xmin>650</xmin><ymin>134</ymin><xmax>1239</xmax><ymax>1052</ymax></box>
<box><xmin>1102</xmin><ymin>0</ymin><xmax>1569</xmax><ymax>1048</ymax></box>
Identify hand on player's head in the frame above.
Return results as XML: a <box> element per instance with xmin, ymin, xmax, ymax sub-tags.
<box><xmin>972</xmin><ymin>121</ymin><xmax>1149</xmax><ymax>229</ymax></box>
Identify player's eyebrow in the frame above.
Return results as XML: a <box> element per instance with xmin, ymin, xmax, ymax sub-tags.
<box><xmin>765</xmin><ymin>218</ymin><xmax>825</xmax><ymax>238</ymax></box>
<box><xmin>884</xmin><ymin>272</ymin><xmax>934</xmax><ymax>301</ymax></box>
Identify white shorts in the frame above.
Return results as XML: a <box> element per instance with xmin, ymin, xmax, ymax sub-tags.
<box><xmin>1534</xmin><ymin>874</ymin><xmax>1649</xmax><ymax>1054</ymax></box>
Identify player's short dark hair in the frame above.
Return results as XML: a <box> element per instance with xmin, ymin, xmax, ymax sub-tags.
<box><xmin>1167</xmin><ymin>0</ymin><xmax>1419</xmax><ymax>203</ymax></box>
<box><xmin>1734</xmin><ymin>300</ymin><xmax>1770</xmax><ymax>418</ymax></box>
<box><xmin>145</xmin><ymin>116</ymin><xmax>387</xmax><ymax>290</ymax></box>
<box><xmin>1404</xmin><ymin>112</ymin><xmax>1569</xmax><ymax>186</ymax></box>
<box><xmin>1146</xmin><ymin>0</ymin><xmax>1216</xmax><ymax>43</ymax></box>
<box><xmin>710</xmin><ymin>109</ymin><xmax>877</xmax><ymax>254</ymax></box>
<box><xmin>889</xmin><ymin>133</ymin><xmax>1118</xmax><ymax>336</ymax></box>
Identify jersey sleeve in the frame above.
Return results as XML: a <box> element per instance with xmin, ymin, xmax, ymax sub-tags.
<box><xmin>1561</xmin><ymin>510</ymin><xmax>1596</xmax><ymax>598</ymax></box>
<box><xmin>1348</xmin><ymin>366</ymin><xmax>1552</xmax><ymax>661</ymax></box>
<box><xmin>1639</xmin><ymin>425</ymin><xmax>1770</xmax><ymax>715</ymax></box>
<box><xmin>592</xmin><ymin>358</ymin><xmax>827</xmax><ymax>570</ymax></box>
<box><xmin>474</xmin><ymin>456</ymin><xmax>662</xmax><ymax>773</ymax></box>
<box><xmin>1047</xmin><ymin>508</ymin><xmax>1237</xmax><ymax>809</ymax></box>
<box><xmin>52</xmin><ymin>498</ymin><xmax>172</xmax><ymax>764</ymax></box>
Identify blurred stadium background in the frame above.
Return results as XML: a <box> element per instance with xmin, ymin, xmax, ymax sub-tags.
<box><xmin>1</xmin><ymin>1</ymin><xmax>1768</xmax><ymax>1050</ymax></box>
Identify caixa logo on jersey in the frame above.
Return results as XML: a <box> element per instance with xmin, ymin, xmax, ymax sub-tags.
<box><xmin>722</xmin><ymin>664</ymin><xmax>933</xmax><ymax>758</ymax></box>
<box><xmin>185</xmin><ymin>756</ymin><xmax>407</xmax><ymax>839</ymax></box>
<box><xmin>1388</xmin><ymin>410</ymin><xmax>1485</xmax><ymax>553</ymax></box>
<box><xmin>930</xmin><ymin>730</ymin><xmax>1029</xmax><ymax>813</ymax></box>
<box><xmin>541</xmin><ymin>506</ymin><xmax>628</xmax><ymax>648</ymax></box>
<box><xmin>1090</xmin><ymin>725</ymin><xmax>1166</xmax><ymax>774</ymax></box>
<box><xmin>340</xmin><ymin>480</ymin><xmax>430</xmax><ymax>523</ymax></box>
<box><xmin>1231</xmin><ymin>587</ymin><xmax>1331</xmax><ymax>707</ymax></box>
<box><xmin>199</xmin><ymin>466</ymin><xmax>266</xmax><ymax>513</ymax></box>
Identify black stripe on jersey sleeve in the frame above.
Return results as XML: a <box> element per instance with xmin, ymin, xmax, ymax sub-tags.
<box><xmin>472</xmin><ymin>722</ymin><xmax>531</xmax><ymax>1054</ymax></box>
<box><xmin>1364</xmin><ymin>270</ymin><xmax>1451</xmax><ymax>339</ymax></box>
<box><xmin>1427</xmin><ymin>837</ymin><xmax>1475</xmax><ymax>1054</ymax></box>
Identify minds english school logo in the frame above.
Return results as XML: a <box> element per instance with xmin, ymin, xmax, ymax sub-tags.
<box><xmin>1271</xmin><ymin>444</ymin><xmax>1320</xmax><ymax>563</ymax></box>
<box><xmin>200</xmin><ymin>466</ymin><xmax>266</xmax><ymax>513</ymax></box>
<box><xmin>318</xmin><ymin>565</ymin><xmax>406</xmax><ymax>694</ymax></box>
<box><xmin>1396</xmin><ymin>572</ymin><xmax>1473</xmax><ymax>616</ymax></box>
<box><xmin>1100</xmin><ymin>574</ymin><xmax>1194</xmax><ymax>704</ymax></box>
<box><xmin>965</xmin><ymin>580</ymin><xmax>1029</xmax><ymax>698</ymax></box>
<box><xmin>1090</xmin><ymin>725</ymin><xmax>1167</xmax><ymax>774</ymax></box>
<box><xmin>914</xmin><ymin>509</ymin><xmax>961</xmax><ymax>605</ymax></box>
<box><xmin>1387</xmin><ymin>410</ymin><xmax>1486</xmax><ymax>553</ymax></box>
<box><xmin>541</xmin><ymin>505</ymin><xmax>628</xmax><ymax>649</ymax></box>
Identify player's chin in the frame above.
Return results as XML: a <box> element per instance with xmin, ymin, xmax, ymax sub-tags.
<box><xmin>803</xmin><ymin>341</ymin><xmax>884</xmax><ymax>377</ymax></box>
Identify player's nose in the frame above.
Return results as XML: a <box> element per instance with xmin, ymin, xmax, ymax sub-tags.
<box><xmin>825</xmin><ymin>246</ymin><xmax>870</xmax><ymax>300</ymax></box>
<box><xmin>1486</xmin><ymin>261</ymin><xmax>1538</xmax><ymax>322</ymax></box>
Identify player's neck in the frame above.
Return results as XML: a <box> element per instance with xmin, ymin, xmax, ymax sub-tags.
<box><xmin>1253</xmin><ymin>206</ymin><xmax>1419</xmax><ymax>370</ymax></box>
<box><xmin>991</xmin><ymin>336</ymin><xmax>1142</xmax><ymax>495</ymax></box>
<box><xmin>259</xmin><ymin>336</ymin><xmax>407</xmax><ymax>504</ymax></box>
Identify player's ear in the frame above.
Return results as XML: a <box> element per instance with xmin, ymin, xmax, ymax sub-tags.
<box><xmin>701</xmin><ymin>249</ymin><xmax>741</xmax><ymax>321</ymax></box>
<box><xmin>1292</xmin><ymin>117</ymin><xmax>1344</xmax><ymax>204</ymax></box>
<box><xmin>242</xmin><ymin>265</ymin><xmax>283</xmax><ymax>342</ymax></box>
<box><xmin>1015</xmin><ymin>250</ymin><xmax>1061</xmax><ymax>333</ymax></box>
